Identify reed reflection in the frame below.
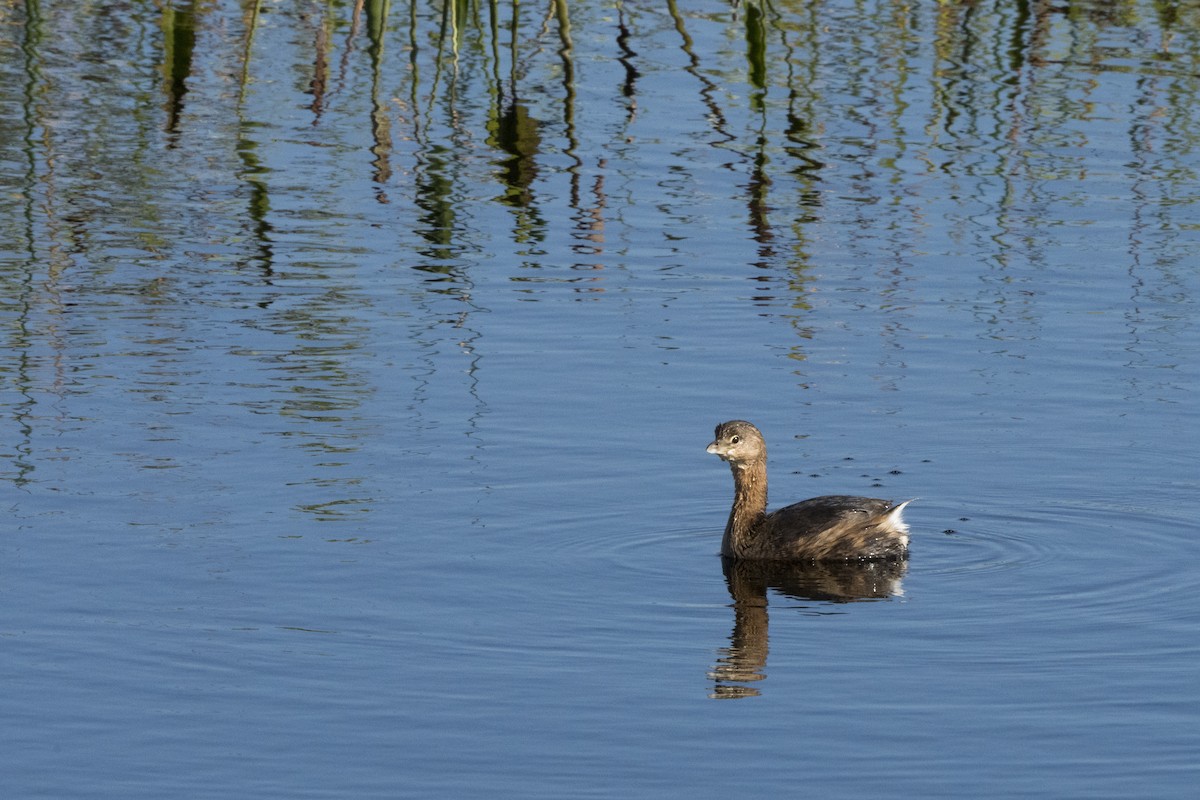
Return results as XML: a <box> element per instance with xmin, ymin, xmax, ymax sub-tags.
<box><xmin>709</xmin><ymin>557</ymin><xmax>906</xmax><ymax>699</ymax></box>
<box><xmin>491</xmin><ymin>100</ymin><xmax>542</xmax><ymax>212</ymax></box>
<box><xmin>160</xmin><ymin>0</ymin><xmax>197</xmax><ymax>142</ymax></box>
<box><xmin>366</xmin><ymin>0</ymin><xmax>394</xmax><ymax>188</ymax></box>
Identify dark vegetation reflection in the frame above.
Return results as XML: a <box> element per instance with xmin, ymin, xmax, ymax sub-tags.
<box><xmin>3</xmin><ymin>2</ymin><xmax>1199</xmax><ymax>502</ymax></box>
<box><xmin>710</xmin><ymin>558</ymin><xmax>906</xmax><ymax>699</ymax></box>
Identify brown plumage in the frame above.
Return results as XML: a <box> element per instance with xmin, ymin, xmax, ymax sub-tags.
<box><xmin>707</xmin><ymin>420</ymin><xmax>911</xmax><ymax>561</ymax></box>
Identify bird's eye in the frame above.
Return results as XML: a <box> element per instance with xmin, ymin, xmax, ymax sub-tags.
<box><xmin>730</xmin><ymin>435</ymin><xmax>740</xmax><ymax>444</ymax></box>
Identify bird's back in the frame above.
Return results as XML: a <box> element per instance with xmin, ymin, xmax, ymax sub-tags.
<box><xmin>755</xmin><ymin>495</ymin><xmax>911</xmax><ymax>561</ymax></box>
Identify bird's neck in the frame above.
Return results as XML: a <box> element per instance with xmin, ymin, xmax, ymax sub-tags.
<box><xmin>722</xmin><ymin>459</ymin><xmax>768</xmax><ymax>556</ymax></box>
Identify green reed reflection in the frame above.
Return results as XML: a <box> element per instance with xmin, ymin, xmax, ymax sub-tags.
<box><xmin>3</xmin><ymin>0</ymin><xmax>1200</xmax><ymax>501</ymax></box>
<box><xmin>15</xmin><ymin>0</ymin><xmax>1197</xmax><ymax>284</ymax></box>
<box><xmin>160</xmin><ymin>0</ymin><xmax>196</xmax><ymax>138</ymax></box>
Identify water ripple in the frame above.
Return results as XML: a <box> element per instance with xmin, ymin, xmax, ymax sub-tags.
<box><xmin>918</xmin><ymin>508</ymin><xmax>1070</xmax><ymax>577</ymax></box>
<box><xmin>551</xmin><ymin>515</ymin><xmax>713</xmax><ymax>580</ymax></box>
<box><xmin>916</xmin><ymin>498</ymin><xmax>1200</xmax><ymax>627</ymax></box>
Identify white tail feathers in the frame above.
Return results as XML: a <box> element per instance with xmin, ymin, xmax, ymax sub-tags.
<box><xmin>885</xmin><ymin>499</ymin><xmax>915</xmax><ymax>534</ymax></box>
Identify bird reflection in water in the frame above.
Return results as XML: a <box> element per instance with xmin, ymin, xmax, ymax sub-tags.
<box><xmin>708</xmin><ymin>557</ymin><xmax>907</xmax><ymax>699</ymax></box>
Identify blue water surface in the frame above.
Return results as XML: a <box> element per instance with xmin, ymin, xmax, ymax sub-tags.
<box><xmin>2</xmin><ymin>1</ymin><xmax>1198</xmax><ymax>798</ymax></box>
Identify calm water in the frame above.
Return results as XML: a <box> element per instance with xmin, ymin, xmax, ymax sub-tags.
<box><xmin>2</xmin><ymin>0</ymin><xmax>1199</xmax><ymax>797</ymax></box>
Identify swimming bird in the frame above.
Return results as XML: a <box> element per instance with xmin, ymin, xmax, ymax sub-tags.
<box><xmin>707</xmin><ymin>420</ymin><xmax>911</xmax><ymax>561</ymax></box>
